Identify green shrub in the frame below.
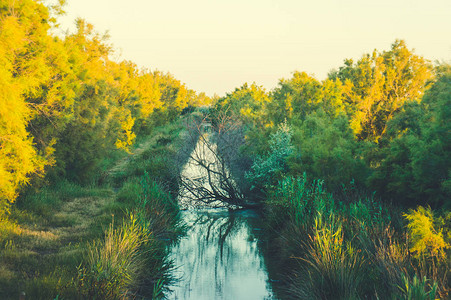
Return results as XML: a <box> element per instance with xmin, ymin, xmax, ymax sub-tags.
<box><xmin>368</xmin><ymin>70</ymin><xmax>451</xmax><ymax>207</ymax></box>
<box><xmin>246</xmin><ymin>121</ymin><xmax>294</xmax><ymax>191</ymax></box>
<box><xmin>139</xmin><ymin>172</ymin><xmax>179</xmax><ymax>236</ymax></box>
<box><xmin>288</xmin><ymin>112</ymin><xmax>367</xmax><ymax>192</ymax></box>
<box><xmin>403</xmin><ymin>206</ymin><xmax>450</xmax><ymax>297</ymax></box>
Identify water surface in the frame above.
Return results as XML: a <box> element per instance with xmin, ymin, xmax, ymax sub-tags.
<box><xmin>168</xmin><ymin>208</ymin><xmax>275</xmax><ymax>299</ymax></box>
<box><xmin>168</xmin><ymin>136</ymin><xmax>276</xmax><ymax>299</ymax></box>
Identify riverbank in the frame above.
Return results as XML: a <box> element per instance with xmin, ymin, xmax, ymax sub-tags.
<box><xmin>260</xmin><ymin>176</ymin><xmax>450</xmax><ymax>299</ymax></box>
<box><xmin>0</xmin><ymin>117</ymin><xmax>193</xmax><ymax>299</ymax></box>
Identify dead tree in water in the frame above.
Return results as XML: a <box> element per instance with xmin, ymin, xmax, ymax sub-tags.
<box><xmin>180</xmin><ymin>113</ymin><xmax>257</xmax><ymax>208</ymax></box>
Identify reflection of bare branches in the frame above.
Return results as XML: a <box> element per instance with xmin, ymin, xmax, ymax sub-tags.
<box><xmin>188</xmin><ymin>210</ymin><xmax>238</xmax><ymax>253</ymax></box>
<box><xmin>168</xmin><ymin>208</ymin><xmax>273</xmax><ymax>299</ymax></box>
<box><xmin>218</xmin><ymin>216</ymin><xmax>235</xmax><ymax>257</ymax></box>
<box><xmin>179</xmin><ymin>113</ymin><xmax>258</xmax><ymax>208</ymax></box>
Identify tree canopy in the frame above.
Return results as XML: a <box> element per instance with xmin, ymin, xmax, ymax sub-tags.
<box><xmin>0</xmin><ymin>0</ymin><xmax>209</xmax><ymax>209</ymax></box>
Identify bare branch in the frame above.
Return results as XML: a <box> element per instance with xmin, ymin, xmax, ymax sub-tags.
<box><xmin>178</xmin><ymin>112</ymin><xmax>257</xmax><ymax>209</ymax></box>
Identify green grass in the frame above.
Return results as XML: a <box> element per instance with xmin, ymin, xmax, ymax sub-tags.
<box><xmin>17</xmin><ymin>180</ymin><xmax>112</xmax><ymax>218</ymax></box>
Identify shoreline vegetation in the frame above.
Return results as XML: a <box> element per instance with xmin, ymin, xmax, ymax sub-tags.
<box><xmin>0</xmin><ymin>0</ymin><xmax>449</xmax><ymax>299</ymax></box>
<box><xmin>0</xmin><ymin>119</ymin><xmax>195</xmax><ymax>299</ymax></box>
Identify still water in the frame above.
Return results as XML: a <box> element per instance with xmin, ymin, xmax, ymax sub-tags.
<box><xmin>167</xmin><ymin>209</ymin><xmax>275</xmax><ymax>299</ymax></box>
<box><xmin>167</xmin><ymin>136</ymin><xmax>276</xmax><ymax>299</ymax></box>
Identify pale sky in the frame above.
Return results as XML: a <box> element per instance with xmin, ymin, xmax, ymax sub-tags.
<box><xmin>54</xmin><ymin>0</ymin><xmax>451</xmax><ymax>96</ymax></box>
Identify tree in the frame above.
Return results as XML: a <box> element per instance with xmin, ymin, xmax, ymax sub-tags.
<box><xmin>213</xmin><ymin>83</ymin><xmax>270</xmax><ymax>128</ymax></box>
<box><xmin>330</xmin><ymin>40</ymin><xmax>433</xmax><ymax>142</ymax></box>
<box><xmin>246</xmin><ymin>121</ymin><xmax>294</xmax><ymax>192</ymax></box>
<box><xmin>368</xmin><ymin>65</ymin><xmax>450</xmax><ymax>206</ymax></box>
<box><xmin>0</xmin><ymin>0</ymin><xmax>56</xmax><ymax>209</ymax></box>
<box><xmin>269</xmin><ymin>72</ymin><xmax>346</xmax><ymax>124</ymax></box>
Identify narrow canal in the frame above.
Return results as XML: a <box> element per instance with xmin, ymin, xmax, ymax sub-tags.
<box><xmin>167</xmin><ymin>135</ymin><xmax>277</xmax><ymax>299</ymax></box>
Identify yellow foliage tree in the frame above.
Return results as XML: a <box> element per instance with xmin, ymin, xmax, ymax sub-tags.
<box><xmin>0</xmin><ymin>1</ymin><xmax>51</xmax><ymax>209</ymax></box>
<box><xmin>331</xmin><ymin>40</ymin><xmax>433</xmax><ymax>142</ymax></box>
<box><xmin>0</xmin><ymin>0</ymin><xmax>210</xmax><ymax>195</ymax></box>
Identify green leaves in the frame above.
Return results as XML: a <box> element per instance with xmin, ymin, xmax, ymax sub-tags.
<box><xmin>369</xmin><ymin>67</ymin><xmax>451</xmax><ymax>206</ymax></box>
<box><xmin>245</xmin><ymin>122</ymin><xmax>294</xmax><ymax>190</ymax></box>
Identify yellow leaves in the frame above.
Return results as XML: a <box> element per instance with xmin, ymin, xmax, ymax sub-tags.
<box><xmin>0</xmin><ymin>17</ymin><xmax>35</xmax><ymax>204</ymax></box>
<box><xmin>264</xmin><ymin>121</ymin><xmax>274</xmax><ymax>128</ymax></box>
<box><xmin>216</xmin><ymin>82</ymin><xmax>270</xmax><ymax>127</ymax></box>
<box><xmin>191</xmin><ymin>92</ymin><xmax>212</xmax><ymax>107</ymax></box>
<box><xmin>0</xmin><ymin>1</ymin><xmax>56</xmax><ymax>206</ymax></box>
<box><xmin>64</xmin><ymin>19</ymin><xmax>114</xmax><ymax>88</ymax></box>
<box><xmin>0</xmin><ymin>16</ymin><xmax>26</xmax><ymax>62</ymax></box>
<box><xmin>340</xmin><ymin>40</ymin><xmax>433</xmax><ymax>142</ymax></box>
<box><xmin>135</xmin><ymin>73</ymin><xmax>163</xmax><ymax>118</ymax></box>
<box><xmin>284</xmin><ymin>94</ymin><xmax>293</xmax><ymax>119</ymax></box>
<box><xmin>0</xmin><ymin>135</ymin><xmax>40</xmax><ymax>196</ymax></box>
<box><xmin>350</xmin><ymin>111</ymin><xmax>364</xmax><ymax>136</ymax></box>
<box><xmin>239</xmin><ymin>106</ymin><xmax>253</xmax><ymax>118</ymax></box>
<box><xmin>320</xmin><ymin>79</ymin><xmax>346</xmax><ymax>116</ymax></box>
<box><xmin>115</xmin><ymin>112</ymin><xmax>136</xmax><ymax>152</ymax></box>
<box><xmin>0</xmin><ymin>0</ymin><xmax>203</xmax><ymax>205</ymax></box>
<box><xmin>404</xmin><ymin>206</ymin><xmax>448</xmax><ymax>260</ymax></box>
<box><xmin>0</xmin><ymin>68</ymin><xmax>48</xmax><ymax>205</ymax></box>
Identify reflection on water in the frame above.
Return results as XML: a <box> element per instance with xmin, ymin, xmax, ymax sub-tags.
<box><xmin>168</xmin><ymin>136</ymin><xmax>276</xmax><ymax>299</ymax></box>
<box><xmin>168</xmin><ymin>209</ymin><xmax>275</xmax><ymax>299</ymax></box>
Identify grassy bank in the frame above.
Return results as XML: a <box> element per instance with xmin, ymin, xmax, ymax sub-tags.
<box><xmin>0</xmin><ymin>118</ymin><xmax>191</xmax><ymax>299</ymax></box>
<box><xmin>263</xmin><ymin>175</ymin><xmax>450</xmax><ymax>299</ymax></box>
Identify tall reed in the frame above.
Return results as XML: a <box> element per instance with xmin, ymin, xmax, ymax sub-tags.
<box><xmin>291</xmin><ymin>215</ymin><xmax>365</xmax><ymax>299</ymax></box>
<box><xmin>397</xmin><ymin>275</ymin><xmax>438</xmax><ymax>300</ymax></box>
<box><xmin>267</xmin><ymin>174</ymin><xmax>334</xmax><ymax>229</ymax></box>
<box><xmin>76</xmin><ymin>214</ymin><xmax>148</xmax><ymax>299</ymax></box>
